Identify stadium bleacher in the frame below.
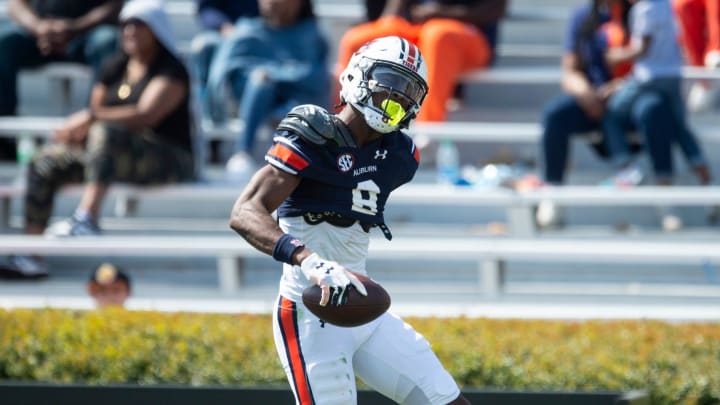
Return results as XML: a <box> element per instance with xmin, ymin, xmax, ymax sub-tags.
<box><xmin>1</xmin><ymin>0</ymin><xmax>720</xmax><ymax>319</ymax></box>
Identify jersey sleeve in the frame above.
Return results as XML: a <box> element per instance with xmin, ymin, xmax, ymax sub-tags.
<box><xmin>264</xmin><ymin>131</ymin><xmax>313</xmax><ymax>175</ymax></box>
<box><xmin>391</xmin><ymin>131</ymin><xmax>421</xmax><ymax>188</ymax></box>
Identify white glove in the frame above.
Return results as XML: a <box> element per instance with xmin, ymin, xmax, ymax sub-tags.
<box><xmin>300</xmin><ymin>253</ymin><xmax>368</xmax><ymax>306</ymax></box>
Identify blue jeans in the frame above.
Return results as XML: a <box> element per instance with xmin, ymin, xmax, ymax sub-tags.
<box><xmin>204</xmin><ymin>34</ymin><xmax>329</xmax><ymax>154</ymax></box>
<box><xmin>604</xmin><ymin>77</ymin><xmax>706</xmax><ymax>169</ymax></box>
<box><xmin>542</xmin><ymin>93</ymin><xmax>674</xmax><ymax>184</ymax></box>
<box><xmin>190</xmin><ymin>31</ymin><xmax>223</xmax><ymax>86</ymax></box>
<box><xmin>189</xmin><ymin>30</ymin><xmax>223</xmax><ymax>113</ymax></box>
<box><xmin>233</xmin><ymin>69</ymin><xmax>329</xmax><ymax>154</ymax></box>
<box><xmin>0</xmin><ymin>23</ymin><xmax>118</xmax><ymax>115</ymax></box>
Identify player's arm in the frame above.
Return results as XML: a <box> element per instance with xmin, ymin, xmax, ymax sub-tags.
<box><xmin>229</xmin><ymin>164</ymin><xmax>307</xmax><ymax>263</ymax></box>
<box><xmin>229</xmin><ymin>138</ymin><xmax>367</xmax><ymax>305</ymax></box>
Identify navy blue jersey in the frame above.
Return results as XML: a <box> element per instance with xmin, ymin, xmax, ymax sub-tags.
<box><xmin>266</xmin><ymin>126</ymin><xmax>420</xmax><ymax>225</ymax></box>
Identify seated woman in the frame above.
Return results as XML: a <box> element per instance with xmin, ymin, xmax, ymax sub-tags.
<box><xmin>0</xmin><ymin>0</ymin><xmax>195</xmax><ymax>280</ymax></box>
<box><xmin>203</xmin><ymin>0</ymin><xmax>329</xmax><ymax>181</ymax></box>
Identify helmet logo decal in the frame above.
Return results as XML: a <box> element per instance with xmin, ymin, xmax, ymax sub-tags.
<box><xmin>337</xmin><ymin>153</ymin><xmax>355</xmax><ymax>172</ymax></box>
<box><xmin>398</xmin><ymin>39</ymin><xmax>421</xmax><ymax>72</ymax></box>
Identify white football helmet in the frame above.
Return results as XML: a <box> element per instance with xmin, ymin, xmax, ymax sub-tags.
<box><xmin>339</xmin><ymin>36</ymin><xmax>429</xmax><ymax>133</ymax></box>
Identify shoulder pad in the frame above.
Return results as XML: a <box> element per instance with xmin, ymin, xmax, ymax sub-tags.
<box><xmin>277</xmin><ymin>105</ymin><xmax>335</xmax><ymax>146</ymax></box>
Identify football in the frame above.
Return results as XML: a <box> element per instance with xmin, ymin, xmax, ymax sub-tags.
<box><xmin>302</xmin><ymin>272</ymin><xmax>391</xmax><ymax>327</ymax></box>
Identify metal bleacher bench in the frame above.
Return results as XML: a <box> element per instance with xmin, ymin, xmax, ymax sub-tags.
<box><xmin>3</xmin><ymin>180</ymin><xmax>720</xmax><ymax>236</ymax></box>
<box><xmin>3</xmin><ymin>112</ymin><xmax>720</xmax><ymax>147</ymax></box>
<box><xmin>1</xmin><ymin>115</ymin><xmax>720</xmax><ymax>237</ymax></box>
<box><xmin>1</xmin><ymin>234</ymin><xmax>719</xmax><ymax>296</ymax></box>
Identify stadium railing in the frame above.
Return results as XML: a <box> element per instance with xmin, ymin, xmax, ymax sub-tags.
<box><xmin>1</xmin><ymin>233</ymin><xmax>719</xmax><ymax>296</ymax></box>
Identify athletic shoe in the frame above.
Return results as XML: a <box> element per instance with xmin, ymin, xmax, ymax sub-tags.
<box><xmin>45</xmin><ymin>217</ymin><xmax>101</xmax><ymax>237</ymax></box>
<box><xmin>536</xmin><ymin>199</ymin><xmax>564</xmax><ymax>229</ymax></box>
<box><xmin>705</xmin><ymin>50</ymin><xmax>720</xmax><ymax>68</ymax></box>
<box><xmin>600</xmin><ymin>164</ymin><xmax>644</xmax><ymax>188</ymax></box>
<box><xmin>687</xmin><ymin>81</ymin><xmax>716</xmax><ymax>113</ymax></box>
<box><xmin>0</xmin><ymin>255</ymin><xmax>48</xmax><ymax>280</ymax></box>
<box><xmin>657</xmin><ymin>206</ymin><xmax>683</xmax><ymax>232</ymax></box>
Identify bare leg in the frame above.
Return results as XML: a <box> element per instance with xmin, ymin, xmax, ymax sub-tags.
<box><xmin>77</xmin><ymin>182</ymin><xmax>108</xmax><ymax>220</ymax></box>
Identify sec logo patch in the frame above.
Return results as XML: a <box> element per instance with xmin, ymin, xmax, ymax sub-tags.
<box><xmin>337</xmin><ymin>153</ymin><xmax>355</xmax><ymax>172</ymax></box>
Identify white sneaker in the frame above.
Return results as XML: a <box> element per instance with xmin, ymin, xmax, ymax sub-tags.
<box><xmin>536</xmin><ymin>200</ymin><xmax>563</xmax><ymax>229</ymax></box>
<box><xmin>0</xmin><ymin>255</ymin><xmax>48</xmax><ymax>279</ymax></box>
<box><xmin>705</xmin><ymin>50</ymin><xmax>720</xmax><ymax>68</ymax></box>
<box><xmin>658</xmin><ymin>207</ymin><xmax>683</xmax><ymax>232</ymax></box>
<box><xmin>687</xmin><ymin>81</ymin><xmax>716</xmax><ymax>113</ymax></box>
<box><xmin>601</xmin><ymin>164</ymin><xmax>645</xmax><ymax>188</ymax></box>
<box><xmin>45</xmin><ymin>217</ymin><xmax>101</xmax><ymax>238</ymax></box>
<box><xmin>225</xmin><ymin>152</ymin><xmax>256</xmax><ymax>184</ymax></box>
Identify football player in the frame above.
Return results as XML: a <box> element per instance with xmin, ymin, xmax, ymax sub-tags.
<box><xmin>230</xmin><ymin>36</ymin><xmax>471</xmax><ymax>404</ymax></box>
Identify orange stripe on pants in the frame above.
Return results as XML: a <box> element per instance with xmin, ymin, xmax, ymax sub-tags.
<box><xmin>278</xmin><ymin>297</ymin><xmax>314</xmax><ymax>405</ymax></box>
<box><xmin>335</xmin><ymin>16</ymin><xmax>492</xmax><ymax>122</ymax></box>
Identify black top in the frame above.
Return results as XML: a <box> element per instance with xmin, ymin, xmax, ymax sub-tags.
<box><xmin>97</xmin><ymin>50</ymin><xmax>193</xmax><ymax>152</ymax></box>
<box><xmin>30</xmin><ymin>0</ymin><xmax>111</xmax><ymax>19</ymax></box>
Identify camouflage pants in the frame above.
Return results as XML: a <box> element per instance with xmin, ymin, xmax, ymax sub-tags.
<box><xmin>25</xmin><ymin>122</ymin><xmax>195</xmax><ymax>227</ymax></box>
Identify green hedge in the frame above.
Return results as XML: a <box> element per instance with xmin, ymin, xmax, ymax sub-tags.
<box><xmin>0</xmin><ymin>309</ymin><xmax>718</xmax><ymax>404</ymax></box>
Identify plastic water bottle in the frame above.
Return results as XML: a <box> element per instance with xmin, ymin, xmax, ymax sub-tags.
<box><xmin>702</xmin><ymin>258</ymin><xmax>718</xmax><ymax>284</ymax></box>
<box><xmin>436</xmin><ymin>140</ymin><xmax>460</xmax><ymax>184</ymax></box>
<box><xmin>15</xmin><ymin>134</ymin><xmax>36</xmax><ymax>185</ymax></box>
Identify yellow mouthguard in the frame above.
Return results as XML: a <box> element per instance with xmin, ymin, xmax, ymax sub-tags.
<box><xmin>380</xmin><ymin>99</ymin><xmax>406</xmax><ymax>126</ymax></box>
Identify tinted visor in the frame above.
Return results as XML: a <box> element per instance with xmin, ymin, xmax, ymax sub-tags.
<box><xmin>367</xmin><ymin>64</ymin><xmax>427</xmax><ymax>106</ymax></box>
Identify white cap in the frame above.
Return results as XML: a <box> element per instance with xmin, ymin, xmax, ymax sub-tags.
<box><xmin>120</xmin><ymin>0</ymin><xmax>177</xmax><ymax>56</ymax></box>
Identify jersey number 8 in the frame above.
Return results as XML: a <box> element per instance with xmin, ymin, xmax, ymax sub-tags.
<box><xmin>352</xmin><ymin>180</ymin><xmax>379</xmax><ymax>215</ymax></box>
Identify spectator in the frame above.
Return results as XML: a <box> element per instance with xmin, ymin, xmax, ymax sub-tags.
<box><xmin>86</xmin><ymin>262</ymin><xmax>131</xmax><ymax>308</ymax></box>
<box><xmin>335</xmin><ymin>0</ymin><xmax>508</xmax><ymax>122</ymax></box>
<box><xmin>603</xmin><ymin>0</ymin><xmax>711</xmax><ymax>187</ymax></box>
<box><xmin>602</xmin><ymin>0</ymin><xmax>712</xmax><ymax>230</ymax></box>
<box><xmin>0</xmin><ymin>0</ymin><xmax>122</xmax><ymax>161</ymax></box>
<box><xmin>537</xmin><ymin>0</ymin><xmax>677</xmax><ymax>228</ymax></box>
<box><xmin>190</xmin><ymin>1</ymin><xmax>260</xmax><ymax>164</ymax></box>
<box><xmin>203</xmin><ymin>0</ymin><xmax>329</xmax><ymax>182</ymax></box>
<box><xmin>190</xmin><ymin>0</ymin><xmax>260</xmax><ymax>102</ymax></box>
<box><xmin>673</xmin><ymin>0</ymin><xmax>720</xmax><ymax>112</ymax></box>
<box><xmin>0</xmin><ymin>0</ymin><xmax>195</xmax><ymax>280</ymax></box>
